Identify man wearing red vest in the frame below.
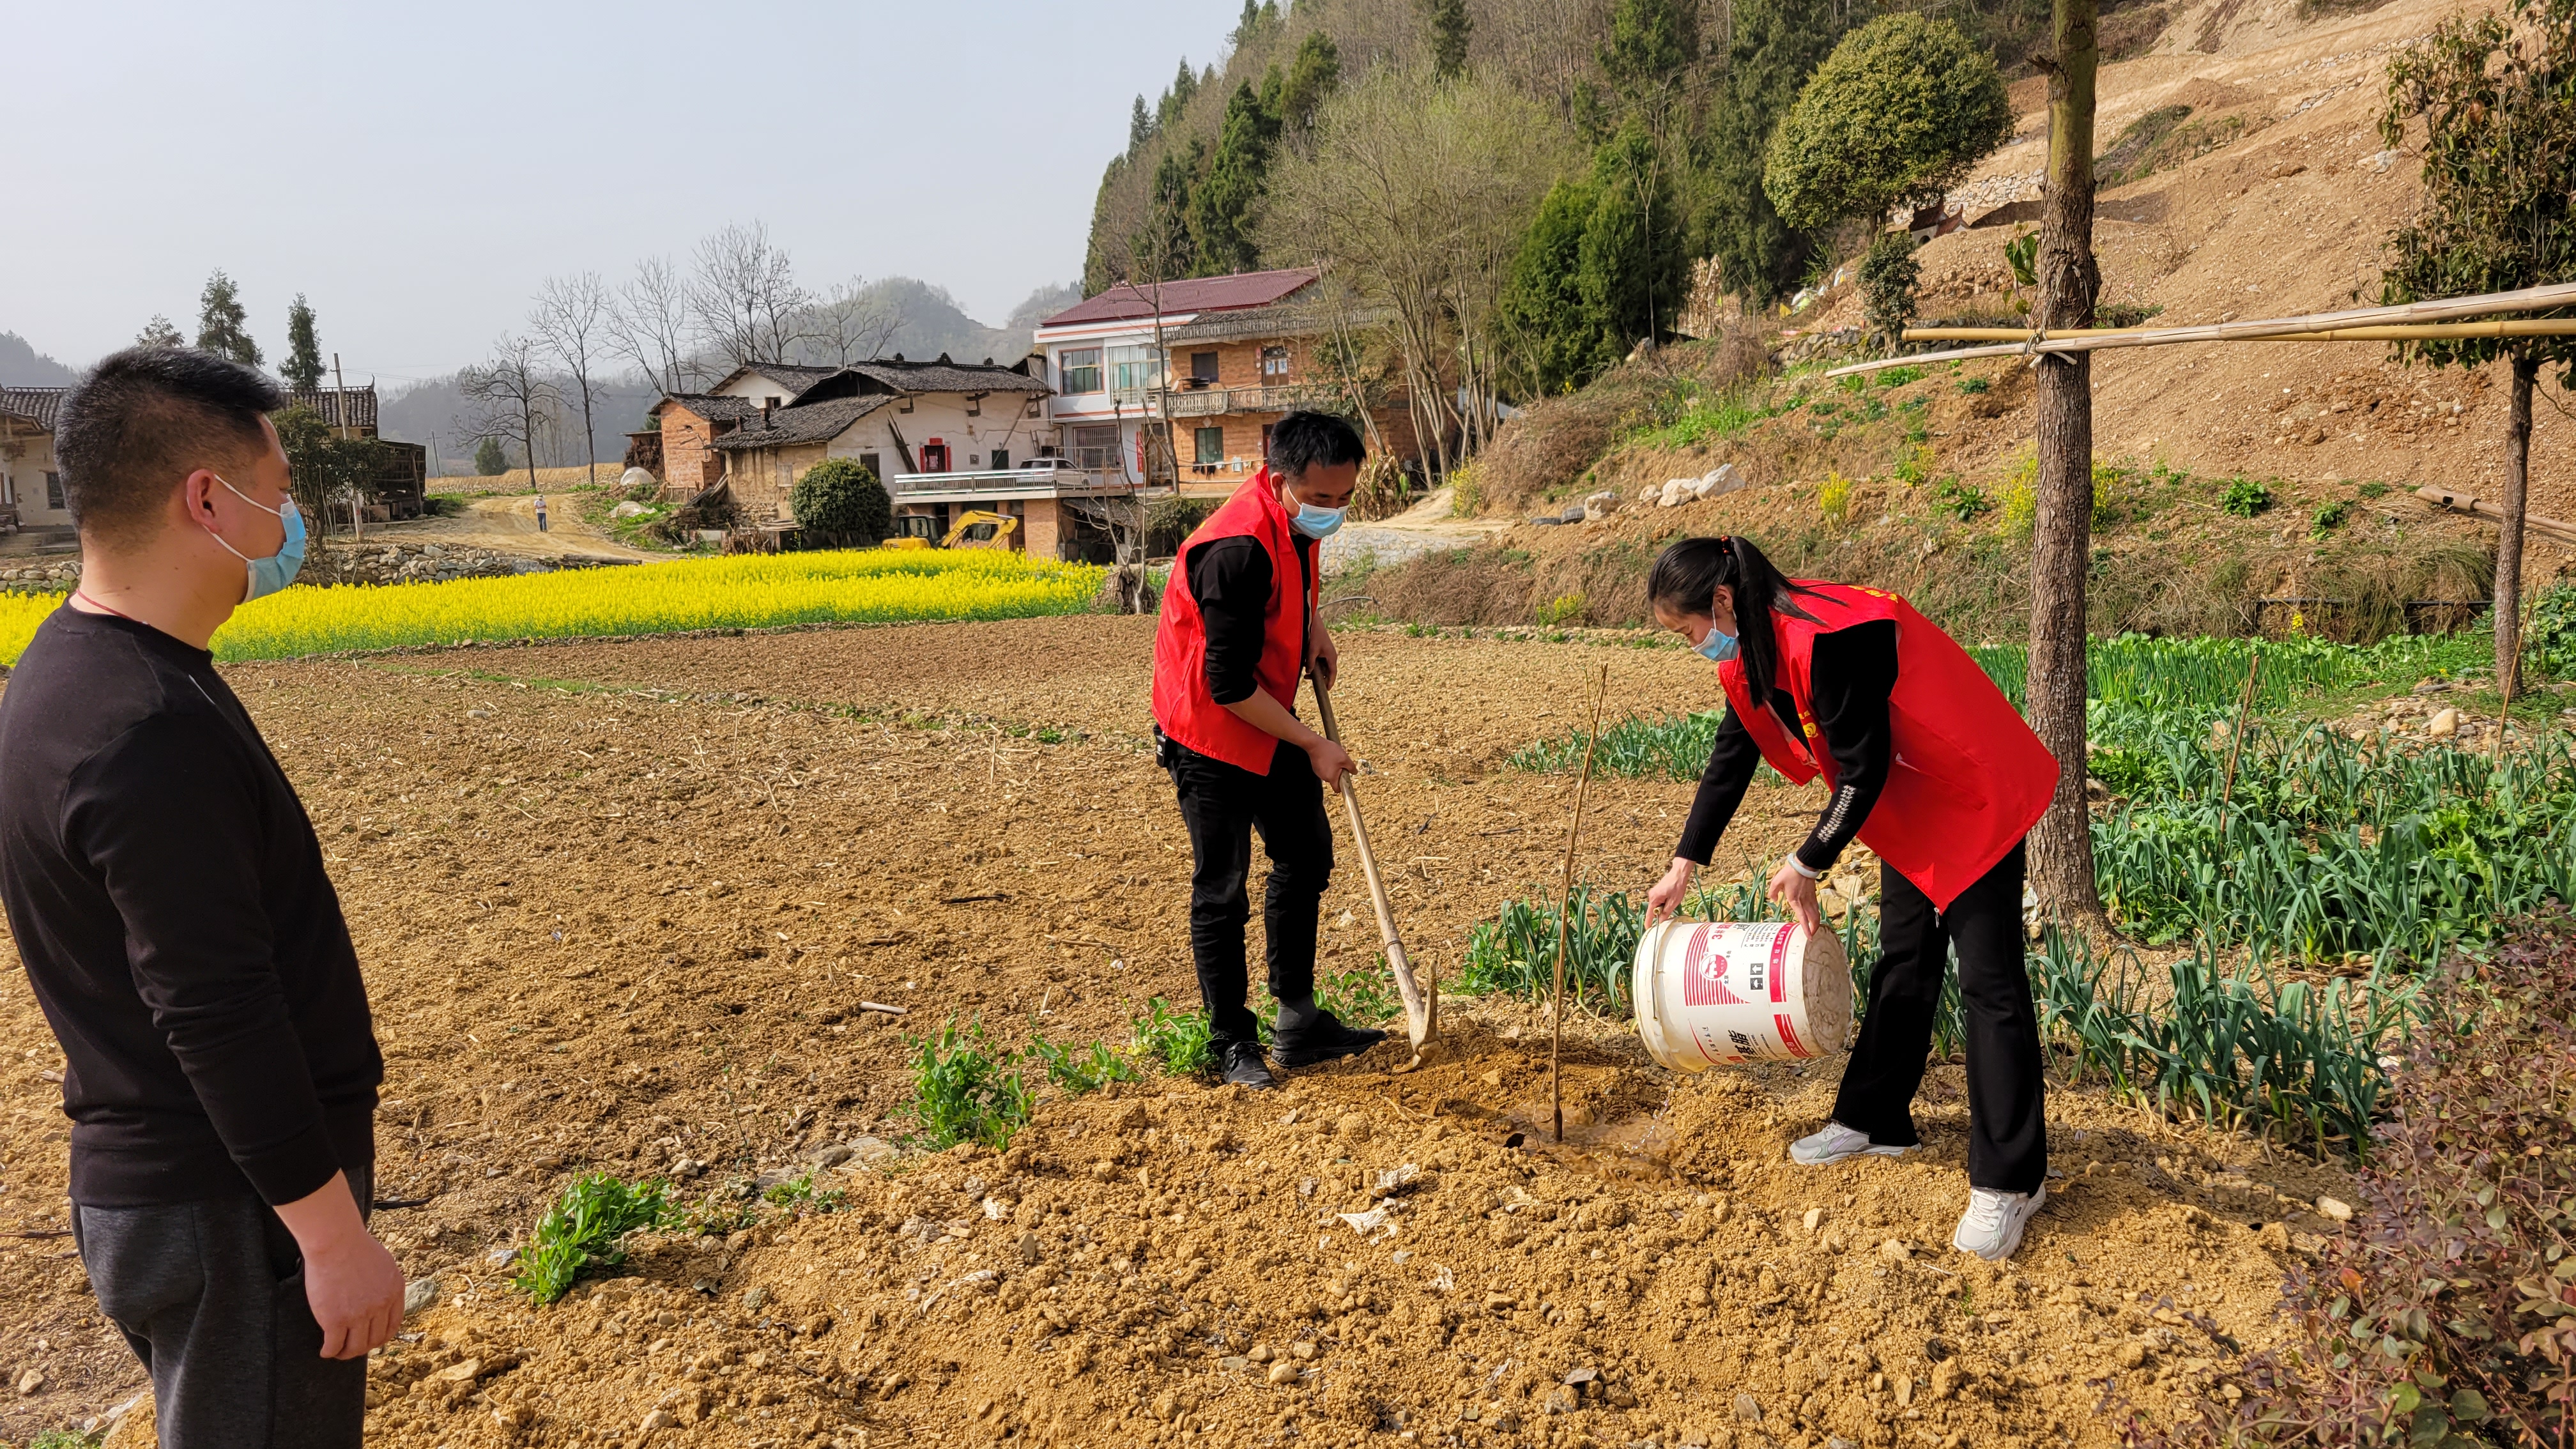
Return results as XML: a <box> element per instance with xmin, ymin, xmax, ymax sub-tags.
<box><xmin>1638</xmin><ymin>535</ymin><xmax>2060</xmax><ymax>1261</ymax></box>
<box><xmin>1151</xmin><ymin>412</ymin><xmax>1388</xmax><ymax>1089</ymax></box>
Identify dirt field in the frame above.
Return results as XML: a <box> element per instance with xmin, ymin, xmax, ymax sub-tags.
<box><xmin>0</xmin><ymin>619</ymin><xmax>2356</xmax><ymax>1446</ymax></box>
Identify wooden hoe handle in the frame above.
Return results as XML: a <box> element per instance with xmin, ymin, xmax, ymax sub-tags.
<box><xmin>1310</xmin><ymin>675</ymin><xmax>1435</xmax><ymax>1051</ymax></box>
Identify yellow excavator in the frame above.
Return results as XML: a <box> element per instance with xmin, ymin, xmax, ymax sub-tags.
<box><xmin>882</xmin><ymin>510</ymin><xmax>1020</xmax><ymax>551</ymax></box>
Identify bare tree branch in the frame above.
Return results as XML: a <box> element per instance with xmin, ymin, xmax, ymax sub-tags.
<box><xmin>530</xmin><ymin>271</ymin><xmax>610</xmax><ymax>487</ymax></box>
<box><xmin>687</xmin><ymin>222</ymin><xmax>812</xmax><ymax>368</ymax></box>
<box><xmin>607</xmin><ymin>256</ymin><xmax>696</xmax><ymax>396</ymax></box>
<box><xmin>457</xmin><ymin>334</ymin><xmax>563</xmax><ymax>494</ymax></box>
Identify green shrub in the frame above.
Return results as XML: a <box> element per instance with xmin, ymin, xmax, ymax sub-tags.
<box><xmin>1535</xmin><ymin>592</ymin><xmax>1587</xmax><ymax>627</ymax></box>
<box><xmin>512</xmin><ymin>1173</ymin><xmax>671</xmax><ymax>1304</ymax></box>
<box><xmin>1857</xmin><ymin>233</ymin><xmax>1922</xmax><ymax>347</ymax></box>
<box><xmin>1933</xmin><ymin>476</ymin><xmax>1993</xmax><ymax>521</ymax></box>
<box><xmin>788</xmin><ymin>457</ymin><xmax>893</xmax><ymax>546</ymax></box>
<box><xmin>1763</xmin><ymin>13</ymin><xmax>2015</xmax><ymax>231</ymax></box>
<box><xmin>2137</xmin><ymin>916</ymin><xmax>2575</xmax><ymax>1446</ymax></box>
<box><xmin>1956</xmin><ymin>376</ymin><xmax>1991</xmax><ymax>395</ymax></box>
<box><xmin>760</xmin><ymin>1170</ymin><xmax>847</xmax><ymax>1214</ymax></box>
<box><xmin>1130</xmin><ymin>996</ymin><xmax>1215</xmax><ymax>1075</ymax></box>
<box><xmin>899</xmin><ymin>1016</ymin><xmax>1035</xmax><ymax>1150</ymax></box>
<box><xmin>2309</xmin><ymin>499</ymin><xmax>2351</xmax><ymax>538</ymax></box>
<box><xmin>2220</xmin><ymin>475</ymin><xmax>2273</xmax><ymax>517</ymax></box>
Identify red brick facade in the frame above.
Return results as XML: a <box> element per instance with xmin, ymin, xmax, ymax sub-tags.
<box><xmin>656</xmin><ymin>402</ymin><xmax>733</xmax><ymax>498</ymax></box>
<box><xmin>1160</xmin><ymin>337</ymin><xmax>1420</xmax><ymax>496</ymax></box>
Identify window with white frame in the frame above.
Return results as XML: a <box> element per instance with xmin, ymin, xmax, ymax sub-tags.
<box><xmin>1108</xmin><ymin>344</ymin><xmax>1162</xmax><ymax>393</ymax></box>
<box><xmin>1059</xmin><ymin>348</ymin><xmax>1102</xmax><ymax>394</ymax></box>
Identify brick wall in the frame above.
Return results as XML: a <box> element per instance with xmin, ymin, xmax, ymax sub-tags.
<box><xmin>658</xmin><ymin>405</ymin><xmax>728</xmax><ymax>498</ymax></box>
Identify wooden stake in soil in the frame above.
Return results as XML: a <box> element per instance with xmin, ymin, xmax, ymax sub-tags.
<box><xmin>1551</xmin><ymin>666</ymin><xmax>1611</xmax><ymax>1144</ymax></box>
<box><xmin>1310</xmin><ymin>673</ymin><xmax>1436</xmax><ymax>1057</ymax></box>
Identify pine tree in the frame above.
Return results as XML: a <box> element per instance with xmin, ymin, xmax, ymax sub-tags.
<box><xmin>474</xmin><ymin>435</ymin><xmax>508</xmax><ymax>476</ymax></box>
<box><xmin>1601</xmin><ymin>0</ymin><xmax>1699</xmax><ymax>97</ymax></box>
<box><xmin>1276</xmin><ymin>31</ymin><xmax>1342</xmax><ymax>134</ymax></box>
<box><xmin>1129</xmin><ymin>95</ymin><xmax>1155</xmax><ymax>153</ymax></box>
<box><xmin>135</xmin><ymin>315</ymin><xmax>183</xmax><ymax>348</ymax></box>
<box><xmin>1499</xmin><ymin>178</ymin><xmax>1606</xmax><ymax>394</ymax></box>
<box><xmin>1193</xmin><ymin>82</ymin><xmax>1280</xmax><ymax>275</ymax></box>
<box><xmin>195</xmin><ymin>268</ymin><xmax>262</xmax><ymax>368</ymax></box>
<box><xmin>1701</xmin><ymin>0</ymin><xmax>1845</xmax><ymax>305</ymax></box>
<box><xmin>1137</xmin><ymin>137</ymin><xmax>1206</xmax><ymax>283</ymax></box>
<box><xmin>1423</xmin><ymin>0</ymin><xmax>1473</xmax><ymax>80</ymax></box>
<box><xmin>283</xmin><ymin>295</ymin><xmax>325</xmax><ymax>392</ymax></box>
<box><xmin>1579</xmin><ymin>119</ymin><xmax>1687</xmax><ymax>362</ymax></box>
<box><xmin>1157</xmin><ymin>57</ymin><xmax>1200</xmax><ymax>131</ymax></box>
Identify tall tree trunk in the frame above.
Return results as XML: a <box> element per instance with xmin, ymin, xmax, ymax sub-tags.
<box><xmin>2497</xmin><ymin>351</ymin><xmax>2536</xmax><ymax>698</ymax></box>
<box><xmin>2027</xmin><ymin>0</ymin><xmax>2106</xmax><ymax>927</ymax></box>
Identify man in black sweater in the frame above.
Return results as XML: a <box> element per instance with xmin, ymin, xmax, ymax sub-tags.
<box><xmin>0</xmin><ymin>348</ymin><xmax>398</xmax><ymax>1444</ymax></box>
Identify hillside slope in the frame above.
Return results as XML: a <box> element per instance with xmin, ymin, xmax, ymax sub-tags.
<box><xmin>1413</xmin><ymin>0</ymin><xmax>2570</xmax><ymax>637</ymax></box>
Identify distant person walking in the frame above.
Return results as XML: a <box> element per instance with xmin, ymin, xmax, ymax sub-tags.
<box><xmin>532</xmin><ymin>492</ymin><xmax>549</xmax><ymax>533</ymax></box>
<box><xmin>0</xmin><ymin>348</ymin><xmax>399</xmax><ymax>1445</ymax></box>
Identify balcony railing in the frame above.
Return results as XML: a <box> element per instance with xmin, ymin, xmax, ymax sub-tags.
<box><xmin>887</xmin><ymin>466</ymin><xmax>1129</xmax><ymax>495</ymax></box>
<box><xmin>1157</xmin><ymin>382</ymin><xmax>1334</xmax><ymax>417</ymax></box>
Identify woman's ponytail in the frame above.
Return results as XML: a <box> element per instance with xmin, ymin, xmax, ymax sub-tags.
<box><xmin>1646</xmin><ymin>535</ymin><xmax>1821</xmax><ymax>703</ymax></box>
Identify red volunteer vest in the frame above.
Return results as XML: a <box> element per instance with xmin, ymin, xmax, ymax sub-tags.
<box><xmin>1151</xmin><ymin>471</ymin><xmax>1317</xmax><ymax>774</ymax></box>
<box><xmin>1718</xmin><ymin>581</ymin><xmax>2057</xmax><ymax>912</ymax></box>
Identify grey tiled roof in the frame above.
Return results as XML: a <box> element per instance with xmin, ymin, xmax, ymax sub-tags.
<box><xmin>656</xmin><ymin>393</ymin><xmax>765</xmax><ymax>423</ymax></box>
<box><xmin>707</xmin><ymin>394</ymin><xmax>895</xmax><ymax>452</ymax></box>
<box><xmin>841</xmin><ymin>357</ymin><xmax>1050</xmax><ymax>395</ymax></box>
<box><xmin>0</xmin><ymin>387</ymin><xmax>68</xmax><ymax>430</ymax></box>
<box><xmin>279</xmin><ymin>387</ymin><xmax>377</xmax><ymax>431</ymax></box>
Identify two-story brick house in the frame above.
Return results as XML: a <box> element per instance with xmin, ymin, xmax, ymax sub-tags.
<box><xmin>1032</xmin><ymin>268</ymin><xmax>1420</xmax><ymax>498</ymax></box>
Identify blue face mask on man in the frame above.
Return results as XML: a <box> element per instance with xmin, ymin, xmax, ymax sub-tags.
<box><xmin>1289</xmin><ymin>500</ymin><xmax>1346</xmax><ymax>539</ymax></box>
<box><xmin>207</xmin><ymin>473</ymin><xmax>306</xmax><ymax>602</ymax></box>
<box><xmin>1696</xmin><ymin>627</ymin><xmax>1739</xmax><ymax>663</ymax></box>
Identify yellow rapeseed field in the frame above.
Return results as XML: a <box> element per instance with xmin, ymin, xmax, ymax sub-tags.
<box><xmin>0</xmin><ymin>550</ymin><xmax>1104</xmax><ymax>664</ymax></box>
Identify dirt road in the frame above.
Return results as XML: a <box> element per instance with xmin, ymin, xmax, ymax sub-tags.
<box><xmin>374</xmin><ymin>494</ymin><xmax>667</xmax><ymax>564</ymax></box>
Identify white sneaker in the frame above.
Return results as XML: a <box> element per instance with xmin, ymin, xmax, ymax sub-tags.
<box><xmin>1788</xmin><ymin>1121</ymin><xmax>1911</xmax><ymax>1167</ymax></box>
<box><xmin>1952</xmin><ymin>1184</ymin><xmax>2047</xmax><ymax>1261</ymax></box>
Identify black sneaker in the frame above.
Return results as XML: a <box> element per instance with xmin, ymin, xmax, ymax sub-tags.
<box><xmin>1271</xmin><ymin>1010</ymin><xmax>1387</xmax><ymax>1069</ymax></box>
<box><xmin>1220</xmin><ymin>1040</ymin><xmax>1276</xmax><ymax>1089</ymax></box>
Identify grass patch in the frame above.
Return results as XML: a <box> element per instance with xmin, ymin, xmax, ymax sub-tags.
<box><xmin>898</xmin><ymin>1016</ymin><xmax>1036</xmax><ymax>1151</ymax></box>
<box><xmin>511</xmin><ymin>1172</ymin><xmax>671</xmax><ymax>1304</ymax></box>
<box><xmin>1130</xmin><ymin>996</ymin><xmax>1216</xmax><ymax>1075</ymax></box>
<box><xmin>1024</xmin><ymin>1032</ymin><xmax>1142</xmax><ymax>1094</ymax></box>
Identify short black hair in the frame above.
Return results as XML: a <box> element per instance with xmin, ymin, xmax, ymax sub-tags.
<box><xmin>56</xmin><ymin>346</ymin><xmax>281</xmax><ymax>549</ymax></box>
<box><xmin>1268</xmin><ymin>410</ymin><xmax>1365</xmax><ymax>479</ymax></box>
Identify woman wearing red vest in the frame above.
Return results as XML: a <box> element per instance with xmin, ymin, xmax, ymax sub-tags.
<box><xmin>1149</xmin><ymin>413</ymin><xmax>1389</xmax><ymax>1089</ymax></box>
<box><xmin>1638</xmin><ymin>535</ymin><xmax>2060</xmax><ymax>1261</ymax></box>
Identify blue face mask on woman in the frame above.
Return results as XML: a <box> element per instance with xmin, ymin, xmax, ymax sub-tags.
<box><xmin>207</xmin><ymin>473</ymin><xmax>306</xmax><ymax>602</ymax></box>
<box><xmin>1696</xmin><ymin>627</ymin><xmax>1739</xmax><ymax>663</ymax></box>
<box><xmin>1290</xmin><ymin>501</ymin><xmax>1346</xmax><ymax>539</ymax></box>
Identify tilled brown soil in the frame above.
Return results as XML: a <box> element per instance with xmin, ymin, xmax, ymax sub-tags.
<box><xmin>0</xmin><ymin>619</ymin><xmax>2353</xmax><ymax>1446</ymax></box>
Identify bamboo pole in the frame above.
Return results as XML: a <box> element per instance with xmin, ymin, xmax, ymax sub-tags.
<box><xmin>1904</xmin><ymin>320</ymin><xmax>2576</xmax><ymax>343</ymax></box>
<box><xmin>1550</xmin><ymin>666</ymin><xmax>1609</xmax><ymax>1144</ymax></box>
<box><xmin>1818</xmin><ymin>280</ymin><xmax>2576</xmax><ymax>378</ymax></box>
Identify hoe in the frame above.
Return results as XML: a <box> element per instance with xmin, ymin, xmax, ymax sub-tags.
<box><xmin>1309</xmin><ymin>669</ymin><xmax>1436</xmax><ymax>1066</ymax></box>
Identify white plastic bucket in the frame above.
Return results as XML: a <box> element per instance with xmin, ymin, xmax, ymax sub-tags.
<box><xmin>1632</xmin><ymin>920</ymin><xmax>1853</xmax><ymax>1070</ymax></box>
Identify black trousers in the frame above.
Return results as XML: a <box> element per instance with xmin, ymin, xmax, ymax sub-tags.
<box><xmin>1165</xmin><ymin>735</ymin><xmax>1334</xmax><ymax>1049</ymax></box>
<box><xmin>71</xmin><ymin>1165</ymin><xmax>373</xmax><ymax>1448</ymax></box>
<box><xmin>1830</xmin><ymin>841</ymin><xmax>2048</xmax><ymax>1193</ymax></box>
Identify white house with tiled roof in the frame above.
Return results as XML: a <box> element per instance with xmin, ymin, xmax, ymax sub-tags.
<box><xmin>0</xmin><ymin>387</ymin><xmax>70</xmax><ymax>531</ymax></box>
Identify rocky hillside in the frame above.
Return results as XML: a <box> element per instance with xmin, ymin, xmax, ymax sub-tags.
<box><xmin>1410</xmin><ymin>0</ymin><xmax>2569</xmax><ymax>637</ymax></box>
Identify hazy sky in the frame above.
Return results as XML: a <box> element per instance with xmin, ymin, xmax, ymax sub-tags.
<box><xmin>6</xmin><ymin>1</ymin><xmax>1239</xmax><ymax>385</ymax></box>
